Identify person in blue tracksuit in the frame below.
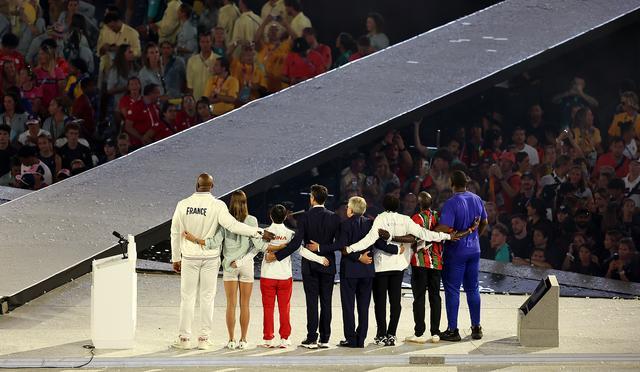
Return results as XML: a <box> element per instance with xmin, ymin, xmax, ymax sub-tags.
<box><xmin>436</xmin><ymin>170</ymin><xmax>488</xmax><ymax>342</ymax></box>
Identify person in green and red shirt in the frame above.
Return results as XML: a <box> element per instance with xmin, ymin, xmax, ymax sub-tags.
<box><xmin>405</xmin><ymin>191</ymin><xmax>443</xmax><ymax>344</ymax></box>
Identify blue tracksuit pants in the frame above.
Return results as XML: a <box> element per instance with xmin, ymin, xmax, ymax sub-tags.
<box><xmin>442</xmin><ymin>250</ymin><xmax>481</xmax><ymax>330</ymax></box>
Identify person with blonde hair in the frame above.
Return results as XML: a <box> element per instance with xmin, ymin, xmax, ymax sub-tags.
<box><xmin>609</xmin><ymin>91</ymin><xmax>640</xmax><ymax>138</ymax></box>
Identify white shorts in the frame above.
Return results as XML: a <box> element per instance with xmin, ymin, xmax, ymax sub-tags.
<box><xmin>222</xmin><ymin>261</ymin><xmax>254</xmax><ymax>283</ymax></box>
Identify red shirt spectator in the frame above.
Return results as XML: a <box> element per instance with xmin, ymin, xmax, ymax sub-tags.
<box><xmin>71</xmin><ymin>80</ymin><xmax>96</xmax><ymax>140</ymax></box>
<box><xmin>125</xmin><ymin>96</ymin><xmax>160</xmax><ymax>147</ymax></box>
<box><xmin>34</xmin><ymin>66</ymin><xmax>66</xmax><ymax>108</ymax></box>
<box><xmin>283</xmin><ymin>50</ymin><xmax>324</xmax><ymax>83</ymax></box>
<box><xmin>151</xmin><ymin>103</ymin><xmax>188</xmax><ymax>141</ymax></box>
<box><xmin>175</xmin><ymin>110</ymin><xmax>197</xmax><ymax>129</ymax></box>
<box><xmin>0</xmin><ymin>33</ymin><xmax>26</xmax><ymax>73</ymax></box>
<box><xmin>593</xmin><ymin>137</ymin><xmax>629</xmax><ymax>179</ymax></box>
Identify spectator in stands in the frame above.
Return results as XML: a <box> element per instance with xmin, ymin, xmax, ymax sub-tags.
<box><xmin>204</xmin><ymin>57</ymin><xmax>238</xmax><ymax>116</ymax></box>
<box><xmin>334</xmin><ymin>32</ymin><xmax>356</xmax><ymax>68</ymax></box>
<box><xmin>231</xmin><ymin>0</ymin><xmax>262</xmax><ymax>48</ymax></box>
<box><xmin>0</xmin><ymin>124</ymin><xmax>16</xmax><ymax>178</ymax></box>
<box><xmin>17</xmin><ymin>144</ymin><xmax>52</xmax><ymax>189</ymax></box>
<box><xmin>231</xmin><ymin>42</ymin><xmax>266</xmax><ymax>105</ymax></box>
<box><xmin>18</xmin><ymin>115</ymin><xmax>50</xmax><ymax>147</ymax></box>
<box><xmin>282</xmin><ymin>37</ymin><xmax>324</xmax><ymax>86</ymax></box>
<box><xmin>366</xmin><ymin>12</ymin><xmax>389</xmax><ymax>51</ymax></box>
<box><xmin>0</xmin><ymin>33</ymin><xmax>26</xmax><ymax>73</ymax></box>
<box><xmin>159</xmin><ymin>40</ymin><xmax>187</xmax><ymax>100</ymax></box>
<box><xmin>57</xmin><ymin>122</ymin><xmax>92</xmax><ymax>169</ymax></box>
<box><xmin>212</xmin><ymin>26</ymin><xmax>228</xmax><ymax>58</ymax></box>
<box><xmin>508</xmin><ymin>214</ymin><xmax>532</xmax><ymax>259</ymax></box>
<box><xmin>571</xmin><ymin>107</ymin><xmax>601</xmax><ymax>164</ymax></box>
<box><xmin>119</xmin><ymin>77</ymin><xmax>142</xmax><ymax>125</ymax></box>
<box><xmin>175</xmin><ymin>4</ymin><xmax>197</xmax><ymax>60</ymax></box>
<box><xmin>608</xmin><ymin>91</ymin><xmax>640</xmax><ymax>138</ymax></box>
<box><xmin>186</xmin><ymin>30</ymin><xmax>217</xmax><ymax>102</ymax></box>
<box><xmin>37</xmin><ymin>133</ymin><xmax>61</xmax><ymax>178</ymax></box>
<box><xmin>606</xmin><ymin>237</ymin><xmax>638</xmax><ymax>282</ymax></box>
<box><xmin>374</xmin><ymin>154</ymin><xmax>400</xmax><ymax>197</ymax></box>
<box><xmin>139</xmin><ymin>42</ymin><xmax>168</xmax><ymax>99</ymax></box>
<box><xmin>41</xmin><ymin>96</ymin><xmax>69</xmax><ymax>141</ymax></box>
<box><xmin>0</xmin><ymin>59</ymin><xmax>18</xmax><ymax>96</ymax></box>
<box><xmin>255</xmin><ymin>19</ymin><xmax>290</xmax><ymax>94</ymax></box>
<box><xmin>98</xmin><ymin>12</ymin><xmax>141</xmax><ymax>84</ymax></box>
<box><xmin>566</xmin><ymin>165</ymin><xmax>592</xmax><ymax>199</ymax></box>
<box><xmin>98</xmin><ymin>137</ymin><xmax>117</xmax><ymax>165</ymax></box>
<box><xmin>19</xmin><ymin>67</ymin><xmax>42</xmax><ymax>115</ymax></box>
<box><xmin>2</xmin><ymin>92</ymin><xmax>28</xmax><ymax>143</ymax></box>
<box><xmin>218</xmin><ymin>0</ymin><xmax>241</xmax><ymax>42</ymax></box>
<box><xmin>71</xmin><ymin>77</ymin><xmax>95</xmax><ymax>140</ymax></box>
<box><xmin>176</xmin><ymin>95</ymin><xmax>197</xmax><ymax>128</ymax></box>
<box><xmin>303</xmin><ymin>27</ymin><xmax>331</xmax><ymax>71</ymax></box>
<box><xmin>563</xmin><ymin>244</ymin><xmax>601</xmax><ymax>276</ymax></box>
<box><xmin>515</xmin><ymin>151</ymin><xmax>531</xmax><ymax>174</ymax></box>
<box><xmin>618</xmin><ymin>121</ymin><xmax>637</xmax><ymax>161</ymax></box>
<box><xmin>483</xmin><ymin>223</ymin><xmax>511</xmax><ymax>262</ymax></box>
<box><xmin>116</xmin><ymin>132</ymin><xmax>130</xmax><ymax>156</ymax></box>
<box><xmin>340</xmin><ymin>152</ymin><xmax>366</xmax><ymax>202</ymax></box>
<box><xmin>124</xmin><ymin>83</ymin><xmax>161</xmax><ymax>147</ymax></box>
<box><xmin>284</xmin><ymin>0</ymin><xmax>311</xmax><ymax>38</ymax></box>
<box><xmin>400</xmin><ymin>192</ymin><xmax>417</xmax><ymax>216</ymax></box>
<box><xmin>147</xmin><ymin>0</ymin><xmax>181</xmax><ymax>44</ymax></box>
<box><xmin>150</xmin><ymin>102</ymin><xmax>186</xmax><ymax>141</ymax></box>
<box><xmin>64</xmin><ymin>58</ymin><xmax>88</xmax><ymax>99</ymax></box>
<box><xmin>107</xmin><ymin>44</ymin><xmax>138</xmax><ymax>111</ymax></box>
<box><xmin>511</xmin><ymin>126</ymin><xmax>539</xmax><ymax>165</ymax></box>
<box><xmin>482</xmin><ymin>128</ymin><xmax>503</xmax><ymax>163</ymax></box>
<box><xmin>512</xmin><ymin>171</ymin><xmax>536</xmax><ymax>214</ymax></box>
<box><xmin>34</xmin><ymin>43</ymin><xmax>66</xmax><ymax>108</ymax></box>
<box><xmin>488</xmin><ymin>152</ymin><xmax>520</xmax><ymax>213</ymax></box>
<box><xmin>196</xmin><ymin>97</ymin><xmax>213</xmax><ymax>123</ymax></box>
<box><xmin>62</xmin><ymin>15</ymin><xmax>94</xmax><ymax>74</ymax></box>
<box><xmin>553</xmin><ymin>77</ymin><xmax>599</xmax><ymax>126</ymax></box>
<box><xmin>349</xmin><ymin>36</ymin><xmax>373</xmax><ymax>62</ymax></box>
<box><xmin>424</xmin><ymin>149</ymin><xmax>453</xmax><ymax>193</ymax></box>
<box><xmin>593</xmin><ymin>137</ymin><xmax>629</xmax><ymax>179</ymax></box>
<box><xmin>623</xmin><ymin>159</ymin><xmax>640</xmax><ymax>207</ymax></box>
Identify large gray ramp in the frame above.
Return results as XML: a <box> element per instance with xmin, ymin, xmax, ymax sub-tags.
<box><xmin>2</xmin><ymin>0</ymin><xmax>640</xmax><ymax>310</ymax></box>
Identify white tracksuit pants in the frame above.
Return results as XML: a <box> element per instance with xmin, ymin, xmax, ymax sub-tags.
<box><xmin>178</xmin><ymin>257</ymin><xmax>220</xmax><ymax>339</ymax></box>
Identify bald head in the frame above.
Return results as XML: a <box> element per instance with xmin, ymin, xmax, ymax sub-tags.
<box><xmin>418</xmin><ymin>191</ymin><xmax>432</xmax><ymax>210</ymax></box>
<box><xmin>196</xmin><ymin>173</ymin><xmax>214</xmax><ymax>192</ymax></box>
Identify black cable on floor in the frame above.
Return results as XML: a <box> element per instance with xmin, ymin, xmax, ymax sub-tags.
<box><xmin>0</xmin><ymin>344</ymin><xmax>95</xmax><ymax>369</ymax></box>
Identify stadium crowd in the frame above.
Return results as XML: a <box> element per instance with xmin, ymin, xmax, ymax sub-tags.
<box><xmin>0</xmin><ymin>0</ymin><xmax>389</xmax><ymax>188</ymax></box>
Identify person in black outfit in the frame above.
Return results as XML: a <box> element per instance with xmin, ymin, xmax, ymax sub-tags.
<box><xmin>268</xmin><ymin>184</ymin><xmax>341</xmax><ymax>349</ymax></box>
<box><xmin>58</xmin><ymin>122</ymin><xmax>93</xmax><ymax>170</ymax></box>
<box><xmin>0</xmin><ymin>124</ymin><xmax>16</xmax><ymax>177</ymax></box>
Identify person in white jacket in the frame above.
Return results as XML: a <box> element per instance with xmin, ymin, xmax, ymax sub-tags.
<box><xmin>170</xmin><ymin>173</ymin><xmax>273</xmax><ymax>350</ymax></box>
<box><xmin>345</xmin><ymin>194</ymin><xmax>474</xmax><ymax>346</ymax></box>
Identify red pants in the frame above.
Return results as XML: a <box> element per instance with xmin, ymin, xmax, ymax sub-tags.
<box><xmin>260</xmin><ymin>277</ymin><xmax>293</xmax><ymax>340</ymax></box>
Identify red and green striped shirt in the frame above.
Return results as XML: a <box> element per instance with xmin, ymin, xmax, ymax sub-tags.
<box><xmin>410</xmin><ymin>209</ymin><xmax>443</xmax><ymax>270</ymax></box>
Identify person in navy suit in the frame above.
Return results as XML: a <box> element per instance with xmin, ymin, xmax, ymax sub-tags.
<box><xmin>306</xmin><ymin>196</ymin><xmax>399</xmax><ymax>348</ymax></box>
<box><xmin>266</xmin><ymin>184</ymin><xmax>341</xmax><ymax>349</ymax></box>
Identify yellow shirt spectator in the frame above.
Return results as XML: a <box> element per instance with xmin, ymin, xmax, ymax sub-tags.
<box><xmin>608</xmin><ymin>112</ymin><xmax>640</xmax><ymax>138</ymax></box>
<box><xmin>572</xmin><ymin>127</ymin><xmax>601</xmax><ymax>154</ymax></box>
<box><xmin>97</xmin><ymin>24</ymin><xmax>141</xmax><ymax>58</ymax></box>
<box><xmin>64</xmin><ymin>76</ymin><xmax>83</xmax><ymax>99</ymax></box>
<box><xmin>218</xmin><ymin>3</ymin><xmax>241</xmax><ymax>42</ymax></box>
<box><xmin>290</xmin><ymin>12</ymin><xmax>311</xmax><ymax>38</ymax></box>
<box><xmin>257</xmin><ymin>40</ymin><xmax>291</xmax><ymax>93</ymax></box>
<box><xmin>204</xmin><ymin>75</ymin><xmax>240</xmax><ymax>116</ymax></box>
<box><xmin>231</xmin><ymin>59</ymin><xmax>266</xmax><ymax>101</ymax></box>
<box><xmin>261</xmin><ymin>0</ymin><xmax>286</xmax><ymax>20</ymax></box>
<box><xmin>186</xmin><ymin>51</ymin><xmax>219</xmax><ymax>100</ymax></box>
<box><xmin>155</xmin><ymin>0</ymin><xmax>182</xmax><ymax>44</ymax></box>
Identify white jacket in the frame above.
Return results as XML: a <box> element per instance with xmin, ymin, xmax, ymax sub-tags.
<box><xmin>348</xmin><ymin>211</ymin><xmax>450</xmax><ymax>272</ymax></box>
<box><xmin>170</xmin><ymin>192</ymin><xmax>262</xmax><ymax>261</ymax></box>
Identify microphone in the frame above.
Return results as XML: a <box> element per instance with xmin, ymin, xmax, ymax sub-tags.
<box><xmin>113</xmin><ymin>231</ymin><xmax>125</xmax><ymax>240</ymax></box>
<box><xmin>112</xmin><ymin>231</ymin><xmax>128</xmax><ymax>259</ymax></box>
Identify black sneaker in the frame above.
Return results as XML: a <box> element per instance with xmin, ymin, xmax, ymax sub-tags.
<box><xmin>374</xmin><ymin>335</ymin><xmax>387</xmax><ymax>345</ymax></box>
<box><xmin>384</xmin><ymin>335</ymin><xmax>397</xmax><ymax>346</ymax></box>
<box><xmin>338</xmin><ymin>340</ymin><xmax>351</xmax><ymax>347</ymax></box>
<box><xmin>471</xmin><ymin>325</ymin><xmax>483</xmax><ymax>340</ymax></box>
<box><xmin>300</xmin><ymin>338</ymin><xmax>318</xmax><ymax>349</ymax></box>
<box><xmin>439</xmin><ymin>329</ymin><xmax>461</xmax><ymax>342</ymax></box>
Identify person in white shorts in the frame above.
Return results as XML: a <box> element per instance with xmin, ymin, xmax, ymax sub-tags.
<box><xmin>171</xmin><ymin>173</ymin><xmax>274</xmax><ymax>350</ymax></box>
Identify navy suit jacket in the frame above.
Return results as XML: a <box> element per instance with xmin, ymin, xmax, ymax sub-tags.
<box><xmin>275</xmin><ymin>206</ymin><xmax>341</xmax><ymax>275</ymax></box>
<box><xmin>323</xmin><ymin>215</ymin><xmax>398</xmax><ymax>279</ymax></box>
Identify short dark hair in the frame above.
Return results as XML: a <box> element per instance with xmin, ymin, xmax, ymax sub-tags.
<box><xmin>80</xmin><ymin>76</ymin><xmax>95</xmax><ymax>90</ymax></box>
<box><xmin>302</xmin><ymin>27</ymin><xmax>316</xmax><ymax>36</ymax></box>
<box><xmin>433</xmin><ymin>148</ymin><xmax>452</xmax><ymax>163</ymax></box>
<box><xmin>554</xmin><ymin>154</ymin><xmax>571</xmax><ymax>168</ymax></box>
<box><xmin>310</xmin><ymin>184</ymin><xmax>328</xmax><ymax>205</ymax></box>
<box><xmin>199</xmin><ymin>29</ymin><xmax>212</xmax><ymax>40</ymax></box>
<box><xmin>65</xmin><ymin>122</ymin><xmax>80</xmax><ymax>133</ymax></box>
<box><xmin>217</xmin><ymin>57</ymin><xmax>230</xmax><ymax>72</ymax></box>
<box><xmin>609</xmin><ymin>136</ymin><xmax>624</xmax><ymax>146</ymax></box>
<box><xmin>0</xmin><ymin>124</ymin><xmax>10</xmax><ymax>134</ymax></box>
<box><xmin>516</xmin><ymin>151</ymin><xmax>529</xmax><ymax>164</ymax></box>
<box><xmin>511</xmin><ymin>213</ymin><xmax>527</xmax><ymax>223</ymax></box>
<box><xmin>70</xmin><ymin>58</ymin><xmax>88</xmax><ymax>74</ymax></box>
<box><xmin>451</xmin><ymin>170</ymin><xmax>468</xmax><ymax>188</ymax></box>
<box><xmin>179</xmin><ymin>3</ymin><xmax>193</xmax><ymax>17</ymax></box>
<box><xmin>608</xmin><ymin>177</ymin><xmax>626</xmax><ymax>191</ymax></box>
<box><xmin>533</xmin><ymin>226</ymin><xmax>551</xmax><ymax>240</ymax></box>
<box><xmin>103</xmin><ymin>12</ymin><xmax>121</xmax><ymax>24</ymax></box>
<box><xmin>270</xmin><ymin>204</ymin><xmax>287</xmax><ymax>224</ymax></box>
<box><xmin>1</xmin><ymin>33</ymin><xmax>19</xmax><ymax>48</ymax></box>
<box><xmin>493</xmin><ymin>223</ymin><xmax>509</xmax><ymax>236</ymax></box>
<box><xmin>284</xmin><ymin>0</ymin><xmax>302</xmax><ymax>11</ymax></box>
<box><xmin>143</xmin><ymin>83</ymin><xmax>159</xmax><ymax>96</ymax></box>
<box><xmin>382</xmin><ymin>194</ymin><xmax>400</xmax><ymax>212</ymax></box>
<box><xmin>356</xmin><ymin>35</ymin><xmax>371</xmax><ymax>47</ymax></box>
<box><xmin>417</xmin><ymin>191</ymin><xmax>432</xmax><ymax>210</ymax></box>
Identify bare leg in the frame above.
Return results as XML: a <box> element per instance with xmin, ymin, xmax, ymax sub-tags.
<box><xmin>224</xmin><ymin>280</ymin><xmax>238</xmax><ymax>341</ymax></box>
<box><xmin>239</xmin><ymin>281</ymin><xmax>253</xmax><ymax>341</ymax></box>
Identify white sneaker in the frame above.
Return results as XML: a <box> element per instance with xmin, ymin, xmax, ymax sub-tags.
<box><xmin>279</xmin><ymin>338</ymin><xmax>292</xmax><ymax>348</ymax></box>
<box><xmin>171</xmin><ymin>337</ymin><xmax>191</xmax><ymax>350</ymax></box>
<box><xmin>226</xmin><ymin>340</ymin><xmax>237</xmax><ymax>350</ymax></box>
<box><xmin>198</xmin><ymin>338</ymin><xmax>214</xmax><ymax>350</ymax></box>
<box><xmin>262</xmin><ymin>339</ymin><xmax>277</xmax><ymax>348</ymax></box>
<box><xmin>431</xmin><ymin>334</ymin><xmax>440</xmax><ymax>343</ymax></box>
<box><xmin>238</xmin><ymin>340</ymin><xmax>249</xmax><ymax>349</ymax></box>
<box><xmin>405</xmin><ymin>334</ymin><xmax>428</xmax><ymax>344</ymax></box>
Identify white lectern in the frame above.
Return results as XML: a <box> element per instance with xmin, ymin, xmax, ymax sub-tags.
<box><xmin>517</xmin><ymin>275</ymin><xmax>559</xmax><ymax>347</ymax></box>
<box><xmin>91</xmin><ymin>234</ymin><xmax>137</xmax><ymax>349</ymax></box>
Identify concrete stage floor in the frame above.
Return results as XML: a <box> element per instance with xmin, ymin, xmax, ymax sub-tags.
<box><xmin>1</xmin><ymin>272</ymin><xmax>639</xmax><ymax>371</ymax></box>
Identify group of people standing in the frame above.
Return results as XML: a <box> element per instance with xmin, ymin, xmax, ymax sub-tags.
<box><xmin>170</xmin><ymin>170</ymin><xmax>487</xmax><ymax>350</ymax></box>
